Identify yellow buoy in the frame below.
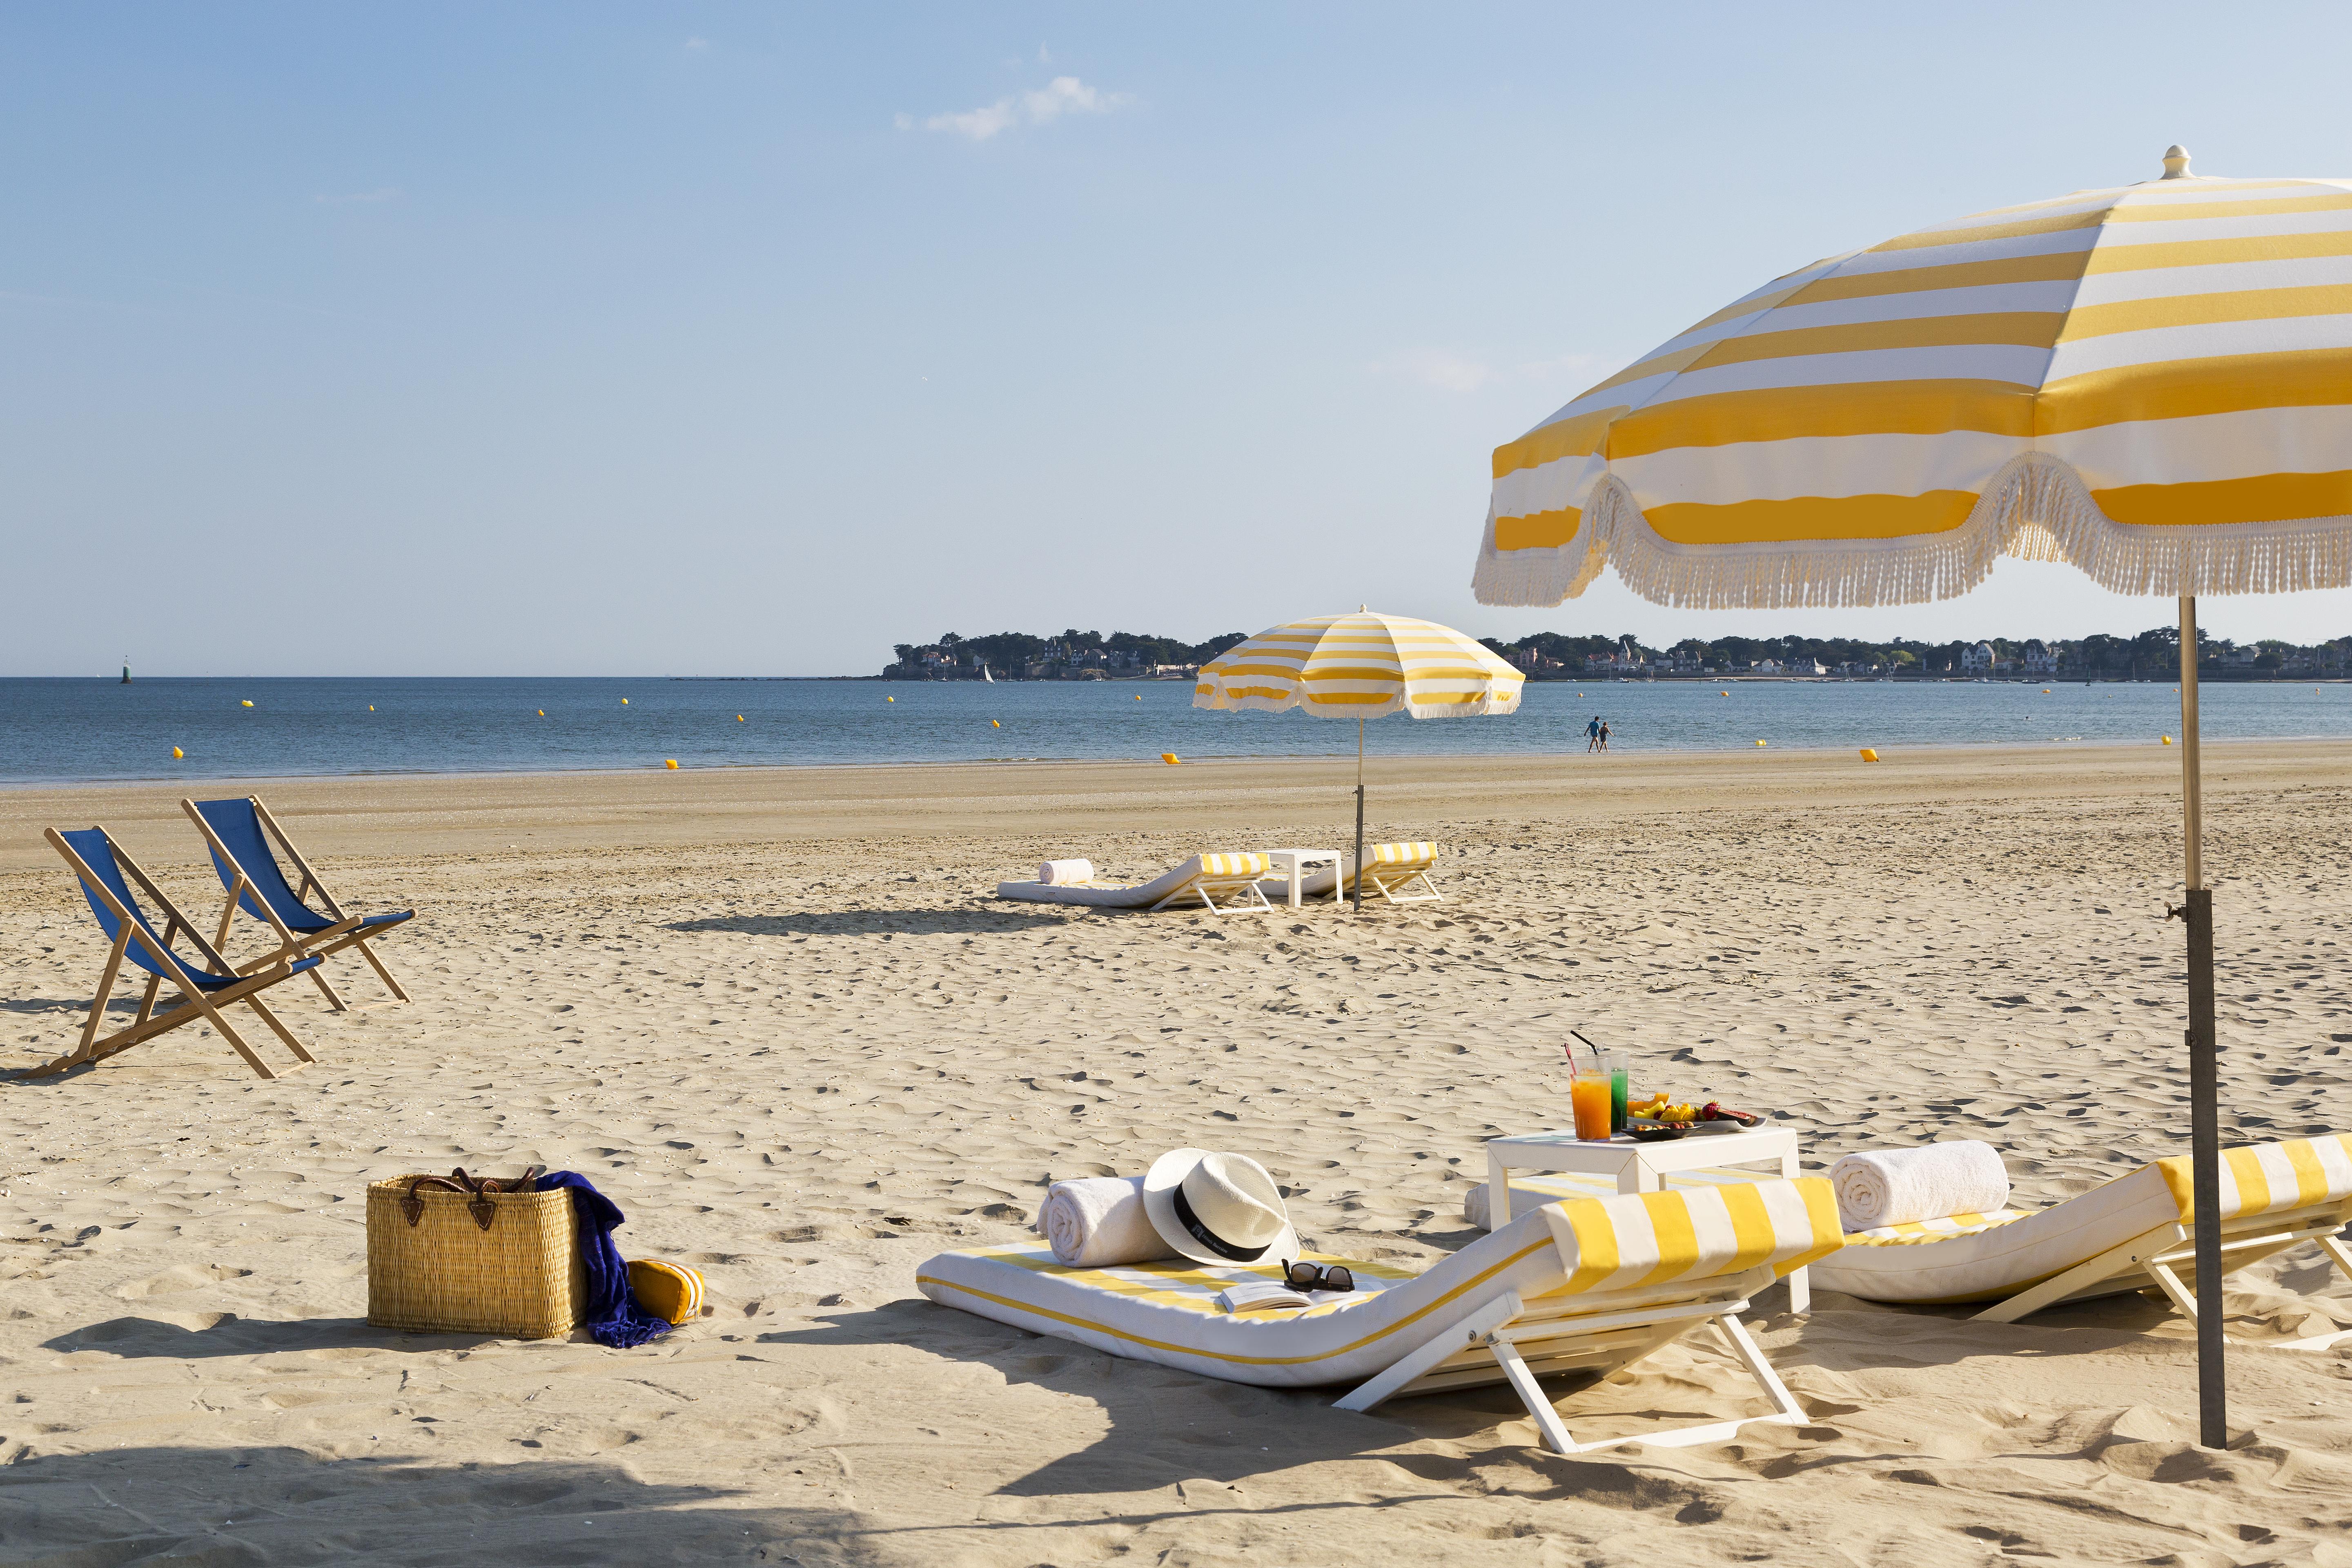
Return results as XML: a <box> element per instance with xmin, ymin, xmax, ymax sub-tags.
<box><xmin>1859</xmin><ymin>748</ymin><xmax>1879</xmax><ymax>762</ymax></box>
<box><xmin>886</xmin><ymin>695</ymin><xmax>894</xmax><ymax>702</ymax></box>
<box><xmin>538</xmin><ymin>709</ymin><xmax>545</xmax><ymax>716</ymax></box>
<box><xmin>621</xmin><ymin>698</ymin><xmax>628</xmax><ymax>704</ymax></box>
<box><xmin>736</xmin><ymin>715</ymin><xmax>744</xmax><ymax>722</ymax></box>
<box><xmin>1720</xmin><ymin>690</ymin><xmax>1730</xmax><ymax>696</ymax></box>
<box><xmin>368</xmin><ymin>705</ymin><xmax>375</xmax><ymax>711</ymax></box>
<box><xmin>2161</xmin><ymin>735</ymin><xmax>2174</xmax><ymax>745</ymax></box>
<box><xmin>992</xmin><ymin>719</ymin><xmax>1001</xmax><ymax>727</ymax></box>
<box><xmin>240</xmin><ymin>699</ymin><xmax>254</xmax><ymax>708</ymax></box>
<box><xmin>664</xmin><ymin>758</ymin><xmax>679</xmax><ymax>769</ymax></box>
<box><xmin>1755</xmin><ymin>739</ymin><xmax>1767</xmax><ymax>747</ymax></box>
<box><xmin>1134</xmin><ymin>694</ymin><xmax>1142</xmax><ymax>700</ymax></box>
<box><xmin>171</xmin><ymin>746</ymin><xmax>184</xmax><ymax>759</ymax></box>
<box><xmin>2041</xmin><ymin>688</ymin><xmax>2051</xmax><ymax>694</ymax></box>
<box><xmin>1161</xmin><ymin>753</ymin><xmax>1180</xmax><ymax>764</ymax></box>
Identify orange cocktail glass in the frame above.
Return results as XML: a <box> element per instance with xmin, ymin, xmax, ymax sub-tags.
<box><xmin>1570</xmin><ymin>1067</ymin><xmax>1614</xmax><ymax>1141</ymax></box>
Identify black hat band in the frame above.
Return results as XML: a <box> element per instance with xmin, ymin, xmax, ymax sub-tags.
<box><xmin>1172</xmin><ymin>1183</ymin><xmax>1273</xmax><ymax>1263</ymax></box>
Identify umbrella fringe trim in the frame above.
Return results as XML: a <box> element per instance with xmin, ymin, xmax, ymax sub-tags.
<box><xmin>1472</xmin><ymin>453</ymin><xmax>2352</xmax><ymax>609</ymax></box>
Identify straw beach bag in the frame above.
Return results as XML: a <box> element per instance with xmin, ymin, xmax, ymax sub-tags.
<box><xmin>366</xmin><ymin>1167</ymin><xmax>586</xmax><ymax>1339</ymax></box>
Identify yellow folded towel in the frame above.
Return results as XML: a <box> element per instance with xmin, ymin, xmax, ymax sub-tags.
<box><xmin>627</xmin><ymin>1258</ymin><xmax>707</xmax><ymax>1324</ymax></box>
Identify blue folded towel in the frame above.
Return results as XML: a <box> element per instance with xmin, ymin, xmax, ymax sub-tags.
<box><xmin>534</xmin><ymin>1171</ymin><xmax>674</xmax><ymax>1349</ymax></box>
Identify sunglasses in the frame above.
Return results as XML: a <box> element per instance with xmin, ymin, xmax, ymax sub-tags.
<box><xmin>1281</xmin><ymin>1259</ymin><xmax>1354</xmax><ymax>1293</ymax></box>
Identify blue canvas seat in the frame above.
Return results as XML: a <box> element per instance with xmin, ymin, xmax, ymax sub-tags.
<box><xmin>24</xmin><ymin>826</ymin><xmax>325</xmax><ymax>1080</ymax></box>
<box><xmin>183</xmin><ymin>796</ymin><xmax>414</xmax><ymax>1011</ymax></box>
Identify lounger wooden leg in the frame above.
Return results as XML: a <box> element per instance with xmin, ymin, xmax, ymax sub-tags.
<box><xmin>241</xmin><ymin>994</ymin><xmax>315</xmax><ymax>1065</ymax></box>
<box><xmin>1972</xmin><ymin>1223</ymin><xmax>2183</xmax><ymax>1324</ymax></box>
<box><xmin>305</xmin><ymin>962</ymin><xmax>350</xmax><ymax>1011</ymax></box>
<box><xmin>1334</xmin><ymin>1291</ymin><xmax>1521</xmax><ymax>1414</ymax></box>
<box><xmin>212</xmin><ymin>879</ymin><xmax>246</xmax><ymax>955</ymax></box>
<box><xmin>1488</xmin><ymin>1337</ymin><xmax>1578</xmax><ymax>1454</ymax></box>
<box><xmin>78</xmin><ymin>924</ymin><xmax>132</xmax><ymax>1057</ymax></box>
<box><xmin>134</xmin><ymin>973</ymin><xmax>162</xmax><ymax>1029</ymax></box>
<box><xmin>181</xmin><ymin>989</ymin><xmax>276</xmax><ymax>1080</ymax></box>
<box><xmin>349</xmin><ymin>936</ymin><xmax>410</xmax><ymax>1002</ymax></box>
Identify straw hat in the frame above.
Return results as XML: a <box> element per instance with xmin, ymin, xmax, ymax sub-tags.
<box><xmin>1142</xmin><ymin>1149</ymin><xmax>1298</xmax><ymax>1266</ymax></box>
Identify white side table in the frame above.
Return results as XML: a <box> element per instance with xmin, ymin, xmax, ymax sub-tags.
<box><xmin>1482</xmin><ymin>1126</ymin><xmax>1811</xmax><ymax>1313</ymax></box>
<box><xmin>1263</xmin><ymin>847</ymin><xmax>1342</xmax><ymax>910</ymax></box>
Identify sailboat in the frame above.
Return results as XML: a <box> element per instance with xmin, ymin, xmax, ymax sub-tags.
<box><xmin>981</xmin><ymin>664</ymin><xmax>994</xmax><ymax>683</ymax></box>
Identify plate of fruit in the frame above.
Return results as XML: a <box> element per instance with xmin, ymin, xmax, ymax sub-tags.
<box><xmin>1630</xmin><ymin>1094</ymin><xmax>1765</xmax><ymax>1135</ymax></box>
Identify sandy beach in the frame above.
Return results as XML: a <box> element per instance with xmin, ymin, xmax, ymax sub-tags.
<box><xmin>5</xmin><ymin>742</ymin><xmax>2351</xmax><ymax>1566</ymax></box>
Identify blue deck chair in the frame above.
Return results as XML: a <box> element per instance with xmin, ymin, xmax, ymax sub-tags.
<box><xmin>181</xmin><ymin>795</ymin><xmax>414</xmax><ymax>1012</ymax></box>
<box><xmin>27</xmin><ymin>826</ymin><xmax>323</xmax><ymax>1080</ymax></box>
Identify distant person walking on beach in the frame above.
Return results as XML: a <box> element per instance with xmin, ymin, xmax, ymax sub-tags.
<box><xmin>1597</xmin><ymin>719</ymin><xmax>1613</xmax><ymax>752</ymax></box>
<box><xmin>1586</xmin><ymin>715</ymin><xmax>1601</xmax><ymax>753</ymax></box>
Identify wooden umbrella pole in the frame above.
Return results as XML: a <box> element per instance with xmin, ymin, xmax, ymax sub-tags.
<box><xmin>2178</xmin><ymin>594</ymin><xmax>2224</xmax><ymax>1448</ymax></box>
<box><xmin>1352</xmin><ymin>715</ymin><xmax>1365</xmax><ymax>915</ymax></box>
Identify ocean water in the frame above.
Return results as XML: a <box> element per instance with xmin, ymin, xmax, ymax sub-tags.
<box><xmin>3</xmin><ymin>675</ymin><xmax>2350</xmax><ymax>785</ymax></box>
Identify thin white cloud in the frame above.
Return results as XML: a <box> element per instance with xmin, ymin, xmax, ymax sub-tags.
<box><xmin>684</xmin><ymin>36</ymin><xmax>709</xmax><ymax>51</ymax></box>
<box><xmin>313</xmin><ymin>188</ymin><xmax>401</xmax><ymax>205</ymax></box>
<box><xmin>1372</xmin><ymin>349</ymin><xmax>1605</xmax><ymax>395</ymax></box>
<box><xmin>906</xmin><ymin>76</ymin><xmax>1128</xmax><ymax>141</ymax></box>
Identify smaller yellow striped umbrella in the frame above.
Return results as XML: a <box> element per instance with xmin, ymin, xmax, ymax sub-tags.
<box><xmin>1195</xmin><ymin>609</ymin><xmax>1522</xmax><ymax>910</ymax></box>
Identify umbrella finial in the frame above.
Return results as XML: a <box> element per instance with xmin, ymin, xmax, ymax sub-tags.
<box><xmin>1359</xmin><ymin>604</ymin><xmax>1368</xmax><ymax>613</ymax></box>
<box><xmin>2161</xmin><ymin>145</ymin><xmax>2192</xmax><ymax>180</ymax></box>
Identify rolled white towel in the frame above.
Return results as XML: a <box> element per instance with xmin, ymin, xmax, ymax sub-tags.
<box><xmin>1830</xmin><ymin>1141</ymin><xmax>2010</xmax><ymax>1232</ymax></box>
<box><xmin>1039</xmin><ymin>858</ymin><xmax>1095</xmax><ymax>886</ymax></box>
<box><xmin>1033</xmin><ymin>1175</ymin><xmax>1173</xmax><ymax>1267</ymax></box>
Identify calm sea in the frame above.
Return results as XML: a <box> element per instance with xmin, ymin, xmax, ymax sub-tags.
<box><xmin>3</xmin><ymin>676</ymin><xmax>2349</xmax><ymax>785</ymax></box>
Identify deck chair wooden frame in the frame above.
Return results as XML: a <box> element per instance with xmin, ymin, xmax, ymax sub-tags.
<box><xmin>1334</xmin><ymin>1263</ymin><xmax>1804</xmax><ymax>1454</ymax></box>
<box><xmin>29</xmin><ymin>827</ymin><xmax>320</xmax><ymax>1081</ymax></box>
<box><xmin>1971</xmin><ymin>1196</ymin><xmax>2352</xmax><ymax>1350</ymax></box>
<box><xmin>180</xmin><ymin>795</ymin><xmax>412</xmax><ymax>1012</ymax></box>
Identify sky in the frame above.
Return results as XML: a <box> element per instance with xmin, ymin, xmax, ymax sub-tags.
<box><xmin>5</xmin><ymin>2</ymin><xmax>2352</xmax><ymax>677</ymax></box>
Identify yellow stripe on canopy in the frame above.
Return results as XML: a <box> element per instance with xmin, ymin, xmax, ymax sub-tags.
<box><xmin>1193</xmin><ymin>610</ymin><xmax>1523</xmax><ymax>722</ymax></box>
<box><xmin>1475</xmin><ymin>156</ymin><xmax>2352</xmax><ymax>611</ymax></box>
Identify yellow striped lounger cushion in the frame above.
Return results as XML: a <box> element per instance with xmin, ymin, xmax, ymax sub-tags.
<box><xmin>1466</xmin><ymin>1166</ymin><xmax>1800</xmax><ymax>1229</ymax></box>
<box><xmin>1280</xmin><ymin>844</ymin><xmax>1442</xmax><ymax>901</ymax></box>
<box><xmin>1812</xmin><ymin>1134</ymin><xmax>2352</xmax><ymax>1305</ymax></box>
<box><xmin>917</xmin><ymin>1179</ymin><xmax>1843</xmax><ymax>1391</ymax></box>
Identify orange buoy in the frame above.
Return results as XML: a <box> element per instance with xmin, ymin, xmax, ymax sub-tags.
<box><xmin>664</xmin><ymin>758</ymin><xmax>679</xmax><ymax>769</ymax></box>
<box><xmin>1161</xmin><ymin>753</ymin><xmax>1180</xmax><ymax>764</ymax></box>
<box><xmin>1859</xmin><ymin>748</ymin><xmax>1879</xmax><ymax>762</ymax></box>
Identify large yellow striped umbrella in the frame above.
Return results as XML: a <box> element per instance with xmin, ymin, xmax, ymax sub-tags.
<box><xmin>1195</xmin><ymin>609</ymin><xmax>1521</xmax><ymax>909</ymax></box>
<box><xmin>1472</xmin><ymin>147</ymin><xmax>2349</xmax><ymax>1448</ymax></box>
<box><xmin>1475</xmin><ymin>147</ymin><xmax>2352</xmax><ymax>610</ymax></box>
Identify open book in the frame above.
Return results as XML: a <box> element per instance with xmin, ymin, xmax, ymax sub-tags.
<box><xmin>1217</xmin><ymin>1280</ymin><xmax>1313</xmax><ymax>1313</ymax></box>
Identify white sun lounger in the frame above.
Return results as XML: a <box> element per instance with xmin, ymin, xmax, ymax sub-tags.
<box><xmin>1282</xmin><ymin>842</ymin><xmax>1446</xmax><ymax>905</ymax></box>
<box><xmin>1812</xmin><ymin>1134</ymin><xmax>2352</xmax><ymax>1349</ymax></box>
<box><xmin>1464</xmin><ymin>1166</ymin><xmax>1802</xmax><ymax>1231</ymax></box>
<box><xmin>920</xmin><ymin>1178</ymin><xmax>1844</xmax><ymax>1455</ymax></box>
<box><xmin>996</xmin><ymin>853</ymin><xmax>1275</xmax><ymax>913</ymax></box>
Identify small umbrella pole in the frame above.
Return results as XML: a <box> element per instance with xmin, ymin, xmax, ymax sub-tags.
<box><xmin>1352</xmin><ymin>715</ymin><xmax>1365</xmax><ymax>914</ymax></box>
<box><xmin>2178</xmin><ymin>594</ymin><xmax>2223</xmax><ymax>1449</ymax></box>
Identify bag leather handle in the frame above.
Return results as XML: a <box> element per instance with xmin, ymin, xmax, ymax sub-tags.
<box><xmin>399</xmin><ymin>1165</ymin><xmax>550</xmax><ymax>1230</ymax></box>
